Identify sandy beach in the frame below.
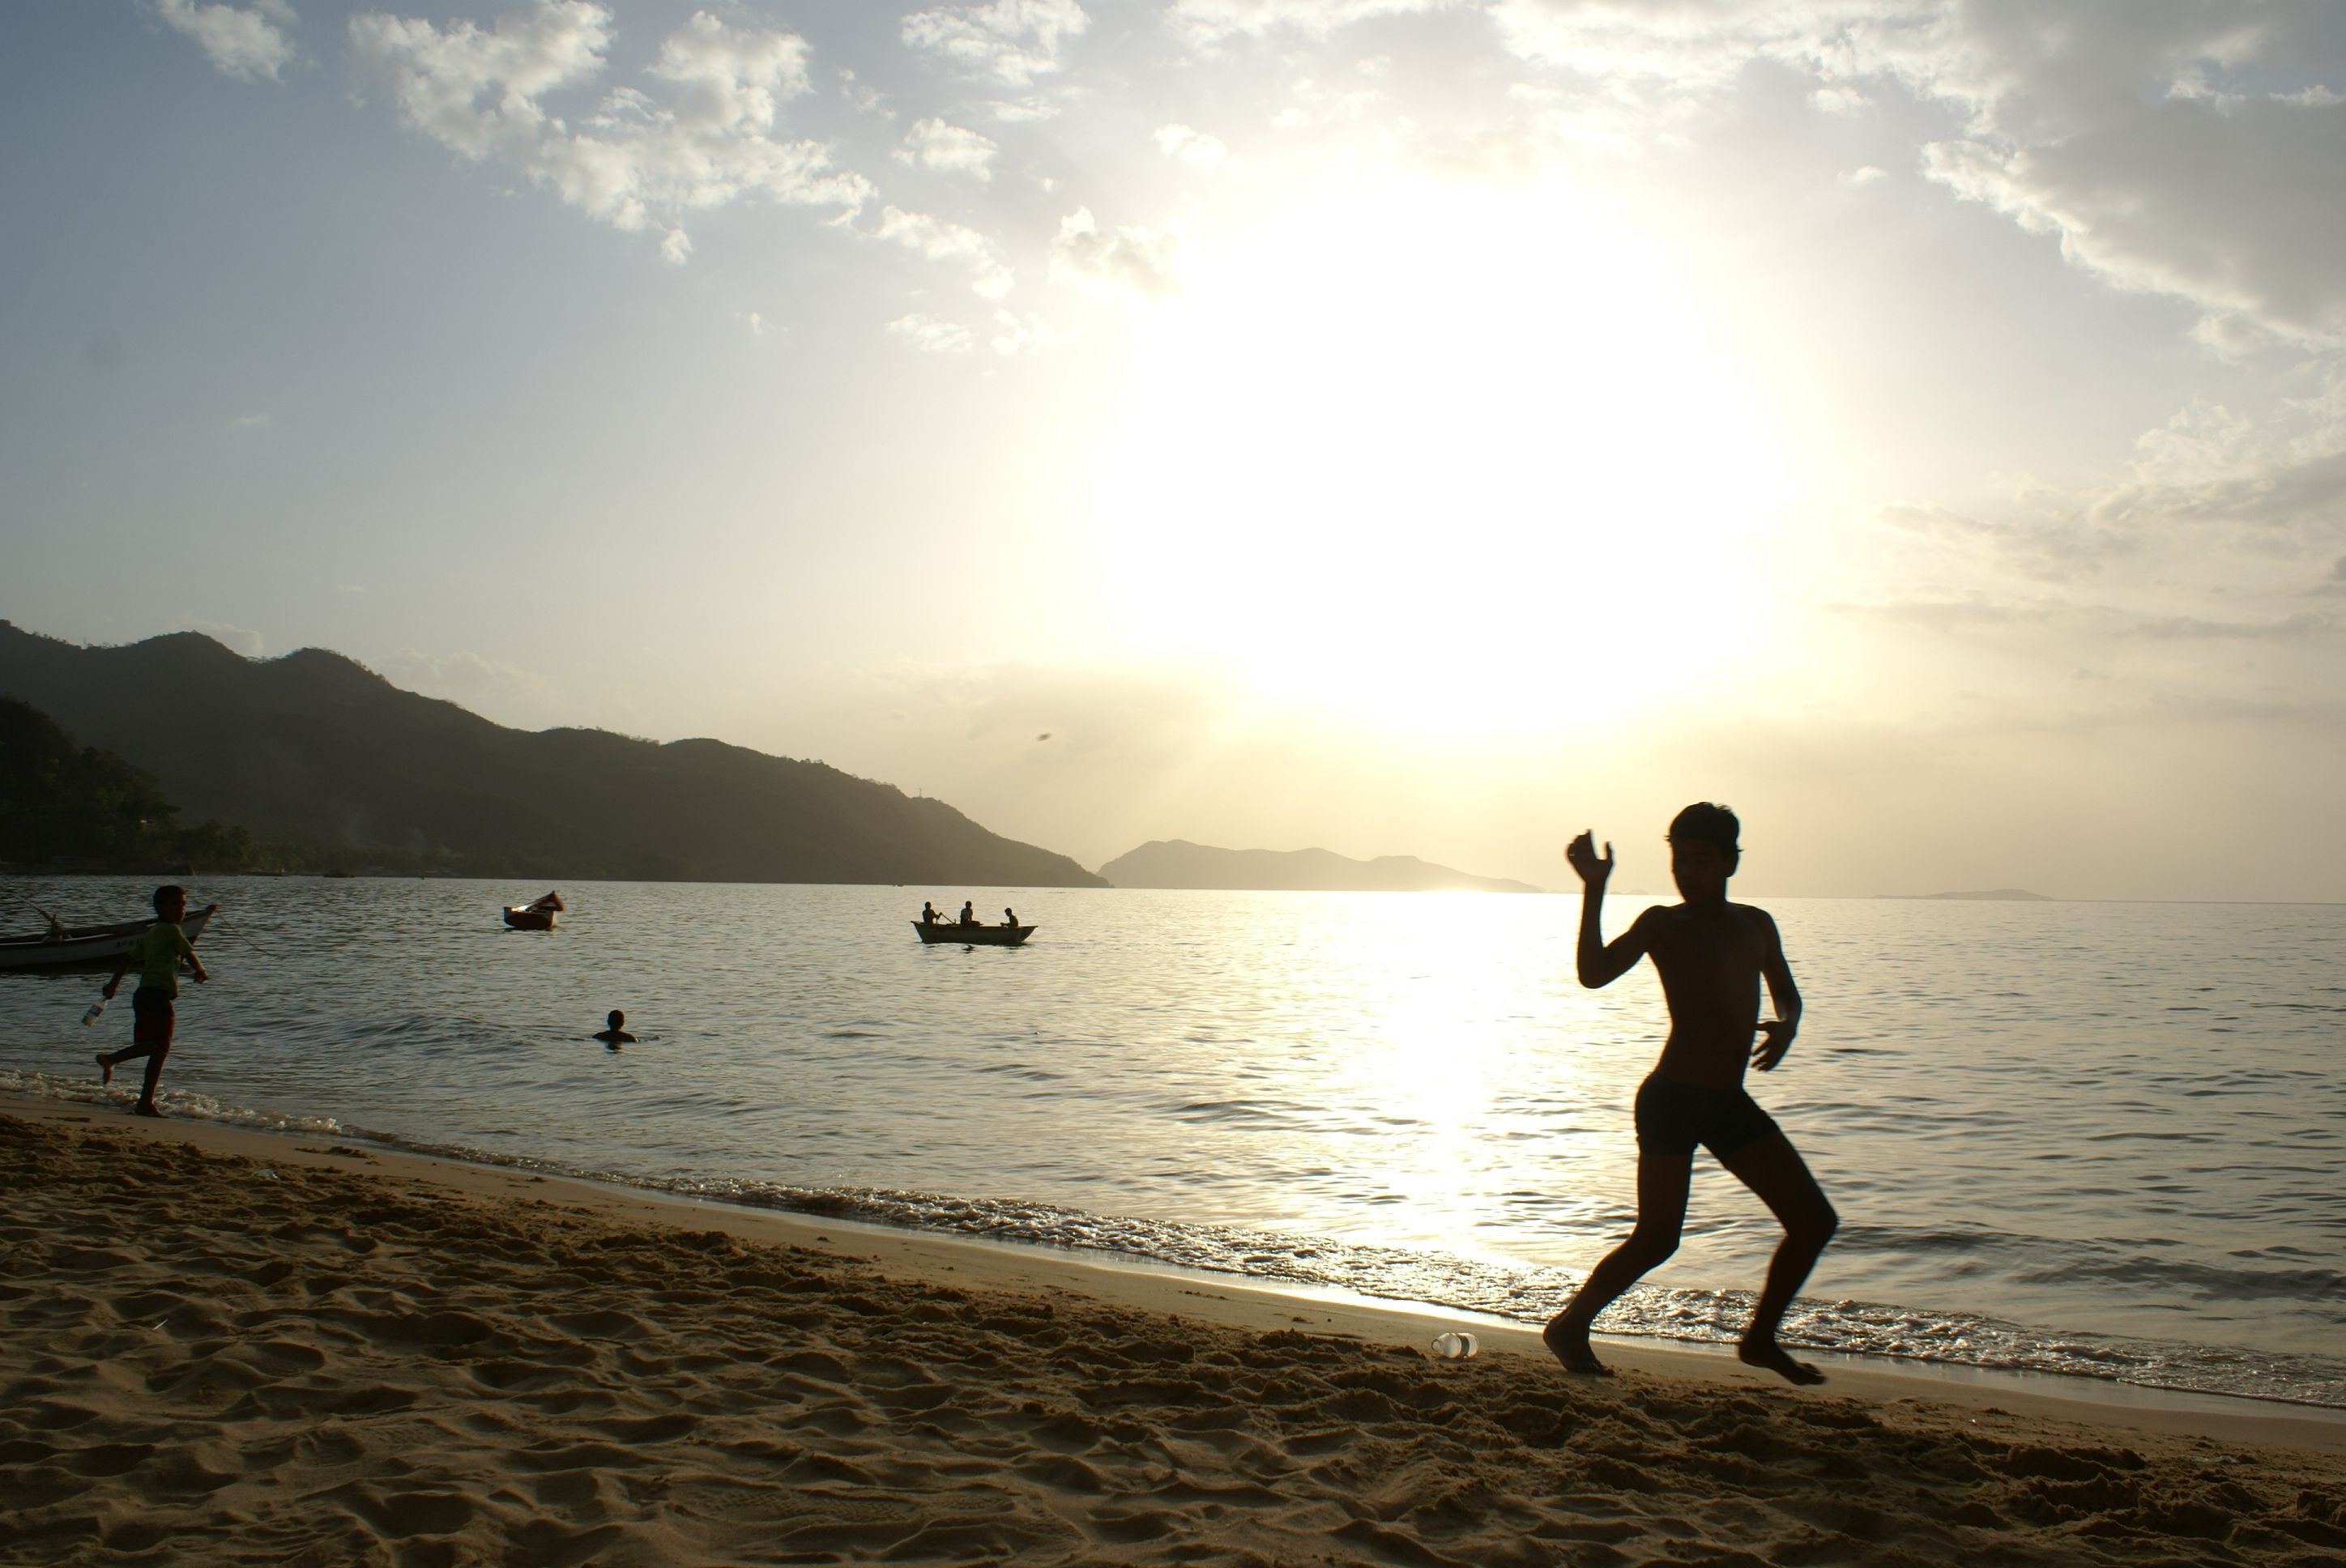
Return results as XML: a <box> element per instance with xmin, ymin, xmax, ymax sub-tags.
<box><xmin>6</xmin><ymin>1097</ymin><xmax>2343</xmax><ymax>1567</ymax></box>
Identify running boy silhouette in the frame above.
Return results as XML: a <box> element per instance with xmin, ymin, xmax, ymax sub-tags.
<box><xmin>95</xmin><ymin>884</ymin><xmax>209</xmax><ymax>1118</ymax></box>
<box><xmin>1543</xmin><ymin>803</ymin><xmax>1837</xmax><ymax>1386</ymax></box>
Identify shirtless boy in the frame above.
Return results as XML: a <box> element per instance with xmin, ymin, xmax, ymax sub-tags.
<box><xmin>1542</xmin><ymin>803</ymin><xmax>1837</xmax><ymax>1386</ymax></box>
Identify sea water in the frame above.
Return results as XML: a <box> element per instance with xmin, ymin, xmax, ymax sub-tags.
<box><xmin>2</xmin><ymin>876</ymin><xmax>2340</xmax><ymax>1408</ymax></box>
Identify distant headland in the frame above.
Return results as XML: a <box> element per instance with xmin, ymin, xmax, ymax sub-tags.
<box><xmin>1875</xmin><ymin>888</ymin><xmax>2054</xmax><ymax>901</ymax></box>
<box><xmin>1101</xmin><ymin>840</ymin><xmax>1541</xmax><ymax>893</ymax></box>
<box><xmin>0</xmin><ymin>621</ymin><xmax>1104</xmax><ymax>887</ymax></box>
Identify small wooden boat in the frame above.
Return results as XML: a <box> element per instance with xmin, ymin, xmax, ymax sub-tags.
<box><xmin>913</xmin><ymin>920</ymin><xmax>1035</xmax><ymax>946</ymax></box>
<box><xmin>503</xmin><ymin>891</ymin><xmax>564</xmax><ymax>931</ymax></box>
<box><xmin>0</xmin><ymin>905</ymin><xmax>218</xmax><ymax>973</ymax></box>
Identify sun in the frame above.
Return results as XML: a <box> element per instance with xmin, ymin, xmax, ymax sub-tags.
<box><xmin>1086</xmin><ymin>169</ymin><xmax>1798</xmax><ymax>735</ymax></box>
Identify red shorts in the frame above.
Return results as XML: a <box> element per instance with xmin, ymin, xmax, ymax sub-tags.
<box><xmin>130</xmin><ymin>991</ymin><xmax>176</xmax><ymax>1052</ymax></box>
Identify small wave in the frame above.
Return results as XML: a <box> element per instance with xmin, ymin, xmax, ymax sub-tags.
<box><xmin>321</xmin><ymin>1121</ymin><xmax>2346</xmax><ymax>1410</ymax></box>
<box><xmin>1</xmin><ymin>1069</ymin><xmax>343</xmax><ymax>1136</ymax></box>
<box><xmin>9</xmin><ymin>1072</ymin><xmax>2343</xmax><ymax>1410</ymax></box>
<box><xmin>2013</xmin><ymin>1252</ymin><xmax>2346</xmax><ymax>1307</ymax></box>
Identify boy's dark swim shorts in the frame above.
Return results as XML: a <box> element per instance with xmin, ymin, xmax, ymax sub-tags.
<box><xmin>1635</xmin><ymin>1074</ymin><xmax>1779</xmax><ymax>1158</ymax></box>
<box><xmin>130</xmin><ymin>989</ymin><xmax>176</xmax><ymax>1052</ymax></box>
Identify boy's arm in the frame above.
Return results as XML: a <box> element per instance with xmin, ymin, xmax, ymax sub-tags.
<box><xmin>1567</xmin><ymin>830</ymin><xmax>1651</xmax><ymax>988</ymax></box>
<box><xmin>101</xmin><ymin>952</ymin><xmax>134</xmax><ymax>999</ymax></box>
<box><xmin>1751</xmin><ymin>909</ymin><xmax>1801</xmax><ymax>1070</ymax></box>
<box><xmin>179</xmin><ymin>927</ymin><xmax>208</xmax><ymax>984</ymax></box>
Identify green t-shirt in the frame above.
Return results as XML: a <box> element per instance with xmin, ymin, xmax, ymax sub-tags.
<box><xmin>132</xmin><ymin>922</ymin><xmax>194</xmax><ymax>997</ymax></box>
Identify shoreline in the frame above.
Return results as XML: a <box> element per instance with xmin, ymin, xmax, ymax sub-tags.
<box><xmin>11</xmin><ymin>1099</ymin><xmax>2346</xmax><ymax>1565</ymax></box>
<box><xmin>9</xmin><ymin>1089</ymin><xmax>2342</xmax><ymax>1441</ymax></box>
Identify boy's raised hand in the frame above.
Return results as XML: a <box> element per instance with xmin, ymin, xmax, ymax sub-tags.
<box><xmin>1565</xmin><ymin>830</ymin><xmax>1614</xmax><ymax>888</ymax></box>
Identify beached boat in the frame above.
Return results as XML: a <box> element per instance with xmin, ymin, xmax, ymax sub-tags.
<box><xmin>503</xmin><ymin>892</ymin><xmax>564</xmax><ymax>931</ymax></box>
<box><xmin>0</xmin><ymin>905</ymin><xmax>218</xmax><ymax>973</ymax></box>
<box><xmin>912</xmin><ymin>921</ymin><xmax>1035</xmax><ymax>947</ymax></box>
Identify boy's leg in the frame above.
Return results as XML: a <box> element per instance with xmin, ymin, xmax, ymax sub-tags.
<box><xmin>1718</xmin><ymin>1131</ymin><xmax>1836</xmax><ymax>1385</ymax></box>
<box><xmin>134</xmin><ymin>1041</ymin><xmax>172</xmax><ymax>1114</ymax></box>
<box><xmin>1544</xmin><ymin>1145</ymin><xmax>1692</xmax><ymax>1374</ymax></box>
<box><xmin>118</xmin><ymin>999</ymin><xmax>175</xmax><ymax>1115</ymax></box>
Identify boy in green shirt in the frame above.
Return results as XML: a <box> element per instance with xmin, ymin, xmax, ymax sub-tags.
<box><xmin>96</xmin><ymin>884</ymin><xmax>209</xmax><ymax>1117</ymax></box>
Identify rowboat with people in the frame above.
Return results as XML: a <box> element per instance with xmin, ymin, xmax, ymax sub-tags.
<box><xmin>0</xmin><ymin>904</ymin><xmax>218</xmax><ymax>973</ymax></box>
<box><xmin>911</xmin><ymin>920</ymin><xmax>1035</xmax><ymax>946</ymax></box>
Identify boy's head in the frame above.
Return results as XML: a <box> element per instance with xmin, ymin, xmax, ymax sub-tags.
<box><xmin>1666</xmin><ymin>803</ymin><xmax>1740</xmax><ymax>900</ymax></box>
<box><xmin>151</xmin><ymin>884</ymin><xmax>187</xmax><ymax>919</ymax></box>
<box><xmin>607</xmin><ymin>1009</ymin><xmax>625</xmax><ymax>1029</ymax></box>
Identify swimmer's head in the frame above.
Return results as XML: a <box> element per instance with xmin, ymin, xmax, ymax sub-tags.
<box><xmin>607</xmin><ymin>1009</ymin><xmax>625</xmax><ymax>1029</ymax></box>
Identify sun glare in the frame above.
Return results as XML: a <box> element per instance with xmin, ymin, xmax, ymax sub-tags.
<box><xmin>1090</xmin><ymin>173</ymin><xmax>1797</xmax><ymax>735</ymax></box>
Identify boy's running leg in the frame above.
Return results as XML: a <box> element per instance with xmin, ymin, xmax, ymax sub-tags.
<box><xmin>122</xmin><ymin>998</ymin><xmax>175</xmax><ymax>1116</ymax></box>
<box><xmin>1544</xmin><ymin>1146</ymin><xmax>1692</xmax><ymax>1374</ymax></box>
<box><xmin>134</xmin><ymin>1042</ymin><xmax>171</xmax><ymax>1115</ymax></box>
<box><xmin>1719</xmin><ymin>1132</ymin><xmax>1836</xmax><ymax>1386</ymax></box>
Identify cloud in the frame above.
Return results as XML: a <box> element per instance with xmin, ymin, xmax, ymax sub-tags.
<box><xmin>873</xmin><ymin>206</ymin><xmax>1015</xmax><ymax>299</ymax></box>
<box><xmin>1154</xmin><ymin>123</ymin><xmax>1230</xmax><ymax>171</ymax></box>
<box><xmin>886</xmin><ymin>305</ymin><xmax>1061</xmax><ymax>356</ymax></box>
<box><xmin>1486</xmin><ymin>2</ymin><xmax>2346</xmax><ymax>349</ymax></box>
<box><xmin>155</xmin><ymin>0</ymin><xmax>297</xmax><ymax>82</ymax></box>
<box><xmin>1049</xmin><ymin>207</ymin><xmax>1179</xmax><ymax>298</ymax></box>
<box><xmin>173</xmin><ymin>618</ymin><xmax>267</xmax><ymax>657</ymax></box>
<box><xmin>1828</xmin><ymin>595</ymin><xmax>2056</xmax><ymax>634</ymax></box>
<box><xmin>887</xmin><ymin>313</ymin><xmax>976</xmax><ymax>353</ymax></box>
<box><xmin>898</xmin><ymin>118</ymin><xmax>1000</xmax><ymax>181</ymax></box>
<box><xmin>1873</xmin><ymin>371</ymin><xmax>2346</xmax><ymax>615</ymax></box>
<box><xmin>2131</xmin><ymin>610</ymin><xmax>2336</xmax><ymax>641</ymax></box>
<box><xmin>2091</xmin><ymin>369</ymin><xmax>2346</xmax><ymax>538</ymax></box>
<box><xmin>1837</xmin><ymin>163</ymin><xmax>1887</xmax><ymax>187</ymax></box>
<box><xmin>376</xmin><ymin>646</ymin><xmax>556</xmax><ymax>719</ymax></box>
<box><xmin>228</xmin><ymin>411</ymin><xmax>271</xmax><ymax>428</ymax></box>
<box><xmin>1167</xmin><ymin>0</ymin><xmax>1451</xmax><ymax>43</ymax></box>
<box><xmin>348</xmin><ymin>2</ymin><xmax>869</xmax><ymax>261</ymax></box>
<box><xmin>838</xmin><ymin>68</ymin><xmax>892</xmax><ymax>119</ymax></box>
<box><xmin>988</xmin><ymin>309</ymin><xmax>1064</xmax><ymax>356</ymax></box>
<box><xmin>1922</xmin><ymin>96</ymin><xmax>2346</xmax><ymax>351</ymax></box>
<box><xmin>1810</xmin><ymin>83</ymin><xmax>1870</xmax><ymax>115</ymax></box>
<box><xmin>1878</xmin><ymin>499</ymin><xmax>2129</xmax><ymax>581</ymax></box>
<box><xmin>902</xmin><ymin>0</ymin><xmax>1088</xmax><ymax>88</ymax></box>
<box><xmin>983</xmin><ymin>92</ymin><xmax>1074</xmax><ymax>124</ymax></box>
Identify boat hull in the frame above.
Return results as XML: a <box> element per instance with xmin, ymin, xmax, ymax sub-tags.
<box><xmin>912</xmin><ymin>921</ymin><xmax>1034</xmax><ymax>946</ymax></box>
<box><xmin>503</xmin><ymin>907</ymin><xmax>557</xmax><ymax>931</ymax></box>
<box><xmin>0</xmin><ymin>906</ymin><xmax>218</xmax><ymax>973</ymax></box>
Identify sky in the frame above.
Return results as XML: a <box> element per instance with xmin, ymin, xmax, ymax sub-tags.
<box><xmin>3</xmin><ymin>1</ymin><xmax>2344</xmax><ymax>900</ymax></box>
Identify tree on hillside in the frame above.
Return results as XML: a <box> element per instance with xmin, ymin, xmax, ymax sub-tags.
<box><xmin>0</xmin><ymin>697</ymin><xmax>250</xmax><ymax>871</ymax></box>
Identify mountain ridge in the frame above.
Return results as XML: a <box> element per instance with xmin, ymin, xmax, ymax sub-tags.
<box><xmin>0</xmin><ymin>621</ymin><xmax>1103</xmax><ymax>887</ymax></box>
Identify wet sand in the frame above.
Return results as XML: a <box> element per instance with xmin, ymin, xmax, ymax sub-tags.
<box><xmin>6</xmin><ymin>1096</ymin><xmax>2343</xmax><ymax>1566</ymax></box>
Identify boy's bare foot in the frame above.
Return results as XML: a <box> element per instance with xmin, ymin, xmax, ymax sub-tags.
<box><xmin>133</xmin><ymin>1102</ymin><xmax>164</xmax><ymax>1118</ymax></box>
<box><xmin>1738</xmin><ymin>1337</ymin><xmax>1826</xmax><ymax>1386</ymax></box>
<box><xmin>1543</xmin><ymin>1319</ymin><xmax>1613</xmax><ymax>1376</ymax></box>
<box><xmin>95</xmin><ymin>1052</ymin><xmax>113</xmax><ymax>1085</ymax></box>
